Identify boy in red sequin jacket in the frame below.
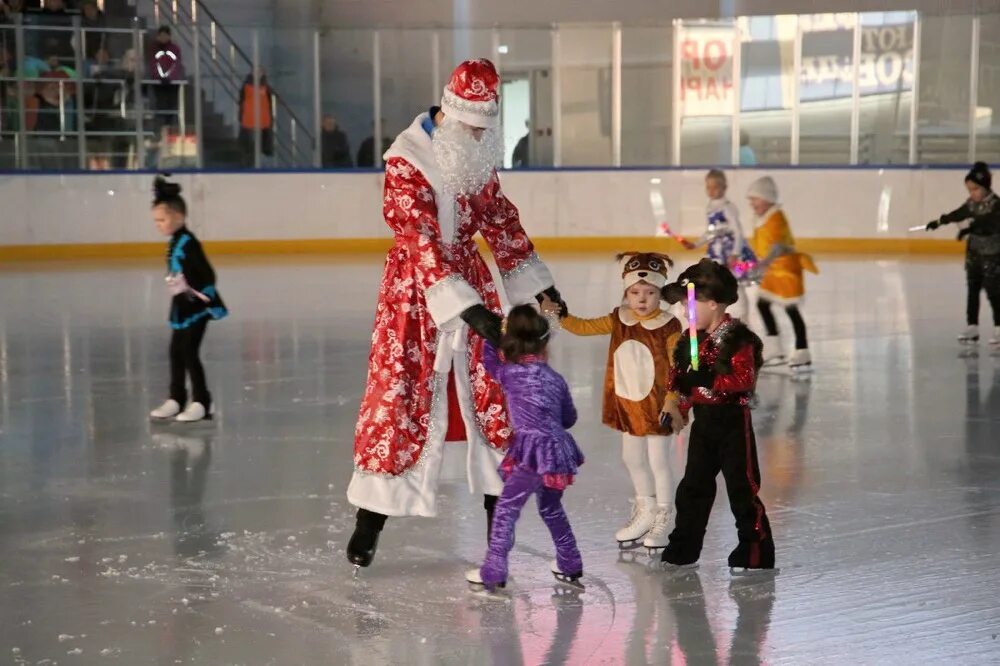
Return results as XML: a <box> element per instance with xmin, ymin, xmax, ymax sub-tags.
<box><xmin>659</xmin><ymin>259</ymin><xmax>775</xmax><ymax>572</ymax></box>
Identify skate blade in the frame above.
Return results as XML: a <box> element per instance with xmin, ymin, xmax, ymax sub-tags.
<box><xmin>468</xmin><ymin>582</ymin><xmax>508</xmax><ymax>599</ymax></box>
<box><xmin>729</xmin><ymin>566</ymin><xmax>779</xmax><ymax>577</ymax></box>
<box><xmin>658</xmin><ymin>561</ymin><xmax>699</xmax><ymax>573</ymax></box>
<box><xmin>173</xmin><ymin>415</ymin><xmax>215</xmax><ymax>425</ymax></box>
<box><xmin>959</xmin><ymin>338</ymin><xmax>980</xmax><ymax>344</ymax></box>
<box><xmin>617</xmin><ymin>550</ymin><xmax>645</xmax><ymax>564</ymax></box>
<box><xmin>552</xmin><ymin>575</ymin><xmax>585</xmax><ymax>592</ymax></box>
<box><xmin>644</xmin><ymin>545</ymin><xmax>666</xmax><ymax>557</ymax></box>
<box><xmin>617</xmin><ymin>539</ymin><xmax>646</xmax><ymax>551</ymax></box>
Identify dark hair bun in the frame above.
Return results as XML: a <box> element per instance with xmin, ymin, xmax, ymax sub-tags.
<box><xmin>153</xmin><ymin>175</ymin><xmax>182</xmax><ymax>201</ymax></box>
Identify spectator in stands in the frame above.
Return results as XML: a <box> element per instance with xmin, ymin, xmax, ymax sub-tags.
<box><xmin>512</xmin><ymin>120</ymin><xmax>530</xmax><ymax>168</ymax></box>
<box><xmin>238</xmin><ymin>66</ymin><xmax>273</xmax><ymax>168</ymax></box>
<box><xmin>83</xmin><ymin>45</ymin><xmax>118</xmax><ymax>166</ymax></box>
<box><xmin>84</xmin><ymin>44</ymin><xmax>110</xmax><ymax>75</ymax></box>
<box><xmin>40</xmin><ymin>50</ymin><xmax>75</xmax><ymax>131</ymax></box>
<box><xmin>0</xmin><ymin>42</ymin><xmax>11</xmax><ymax>131</ymax></box>
<box><xmin>321</xmin><ymin>113</ymin><xmax>352</xmax><ymax>168</ymax></box>
<box><xmin>80</xmin><ymin>1</ymin><xmax>107</xmax><ymax>60</ymax></box>
<box><xmin>739</xmin><ymin>130</ymin><xmax>757</xmax><ymax>166</ymax></box>
<box><xmin>109</xmin><ymin>46</ymin><xmax>137</xmax><ymax>168</ymax></box>
<box><xmin>37</xmin><ymin>0</ymin><xmax>73</xmax><ymax>61</ymax></box>
<box><xmin>356</xmin><ymin>118</ymin><xmax>390</xmax><ymax>168</ymax></box>
<box><xmin>149</xmin><ymin>26</ymin><xmax>183</xmax><ymax>129</ymax></box>
<box><xmin>1</xmin><ymin>0</ymin><xmax>26</xmax><ymax>23</ymax></box>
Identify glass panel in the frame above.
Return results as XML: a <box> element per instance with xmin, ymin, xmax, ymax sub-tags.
<box><xmin>79</xmin><ymin>25</ymin><xmax>143</xmax><ymax>170</ymax></box>
<box><xmin>321</xmin><ymin>28</ymin><xmax>375</xmax><ymax>168</ymax></box>
<box><xmin>857</xmin><ymin>11</ymin><xmax>918</xmax><ymax>165</ymax></box>
<box><xmin>916</xmin><ymin>14</ymin><xmax>973</xmax><ymax>164</ymax></box>
<box><xmin>738</xmin><ymin>15</ymin><xmax>794</xmax><ymax>165</ymax></box>
<box><xmin>976</xmin><ymin>14</ymin><xmax>1000</xmax><ymax>163</ymax></box>
<box><xmin>677</xmin><ymin>20</ymin><xmax>736</xmax><ymax>166</ymax></box>
<box><xmin>380</xmin><ymin>28</ymin><xmax>435</xmax><ymax>165</ymax></box>
<box><xmin>558</xmin><ymin>25</ymin><xmax>612</xmax><ymax>166</ymax></box>
<box><xmin>496</xmin><ymin>28</ymin><xmax>552</xmax><ymax>168</ymax></box>
<box><xmin>798</xmin><ymin>13</ymin><xmax>855</xmax><ymax>164</ymax></box>
<box><xmin>270</xmin><ymin>27</ymin><xmax>318</xmax><ymax>168</ymax></box>
<box><xmin>621</xmin><ymin>26</ymin><xmax>672</xmax><ymax>167</ymax></box>
<box><xmin>438</xmin><ymin>28</ymin><xmax>495</xmax><ymax>97</ymax></box>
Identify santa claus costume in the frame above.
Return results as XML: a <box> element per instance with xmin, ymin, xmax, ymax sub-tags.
<box><xmin>345</xmin><ymin>59</ymin><xmax>565</xmax><ymax>568</ymax></box>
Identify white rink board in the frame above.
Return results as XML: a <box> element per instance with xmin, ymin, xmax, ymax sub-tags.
<box><xmin>0</xmin><ymin>168</ymin><xmax>973</xmax><ymax>245</ymax></box>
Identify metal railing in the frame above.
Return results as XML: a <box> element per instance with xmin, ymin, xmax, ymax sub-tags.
<box><xmin>146</xmin><ymin>0</ymin><xmax>316</xmax><ymax>168</ymax></box>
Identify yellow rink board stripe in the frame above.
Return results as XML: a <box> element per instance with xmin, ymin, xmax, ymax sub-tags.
<box><xmin>0</xmin><ymin>236</ymin><xmax>965</xmax><ymax>262</ymax></box>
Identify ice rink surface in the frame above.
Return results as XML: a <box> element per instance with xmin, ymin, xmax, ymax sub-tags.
<box><xmin>1</xmin><ymin>253</ymin><xmax>999</xmax><ymax>664</ymax></box>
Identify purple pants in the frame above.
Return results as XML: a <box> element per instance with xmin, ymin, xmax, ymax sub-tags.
<box><xmin>480</xmin><ymin>465</ymin><xmax>582</xmax><ymax>585</ymax></box>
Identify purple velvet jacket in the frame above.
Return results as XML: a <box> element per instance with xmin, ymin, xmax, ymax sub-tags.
<box><xmin>482</xmin><ymin>341</ymin><xmax>584</xmax><ymax>489</ymax></box>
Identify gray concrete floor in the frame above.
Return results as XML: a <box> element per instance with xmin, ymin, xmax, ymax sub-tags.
<box><xmin>1</xmin><ymin>254</ymin><xmax>998</xmax><ymax>665</ymax></box>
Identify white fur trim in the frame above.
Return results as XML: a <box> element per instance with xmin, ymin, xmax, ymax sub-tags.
<box><xmin>618</xmin><ymin>306</ymin><xmax>674</xmax><ymax>331</ymax></box>
<box><xmin>441</xmin><ymin>88</ymin><xmax>500</xmax><ymax>129</ymax></box>
<box><xmin>346</xmin><ymin>372</ymin><xmax>451</xmax><ymax>517</ymax></box>
<box><xmin>425</xmin><ymin>274</ymin><xmax>483</xmax><ymax>330</ymax></box>
<box><xmin>500</xmin><ymin>253</ymin><xmax>555</xmax><ymax>306</ymax></box>
<box><xmin>346</xmin><ymin>350</ymin><xmax>503</xmax><ymax>516</ymax></box>
<box><xmin>623</xmin><ymin>270</ymin><xmax>667</xmax><ymax>290</ymax></box>
<box><xmin>758</xmin><ymin>289</ymin><xmax>803</xmax><ymax>306</ymax></box>
<box><xmin>452</xmin><ymin>354</ymin><xmax>504</xmax><ymax>496</ymax></box>
<box><xmin>383</xmin><ymin>113</ymin><xmax>457</xmax><ymax>244</ymax></box>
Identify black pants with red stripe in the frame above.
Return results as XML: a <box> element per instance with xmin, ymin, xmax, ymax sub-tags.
<box><xmin>667</xmin><ymin>404</ymin><xmax>773</xmax><ymax>567</ymax></box>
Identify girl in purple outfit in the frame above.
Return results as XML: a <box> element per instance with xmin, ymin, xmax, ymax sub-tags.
<box><xmin>466</xmin><ymin>305</ymin><xmax>586</xmax><ymax>593</ymax></box>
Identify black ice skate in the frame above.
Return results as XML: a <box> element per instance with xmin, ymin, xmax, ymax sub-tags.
<box><xmin>551</xmin><ymin>560</ymin><xmax>584</xmax><ymax>591</ymax></box>
<box><xmin>484</xmin><ymin>494</ymin><xmax>498</xmax><ymax>544</ymax></box>
<box><xmin>659</xmin><ymin>541</ymin><xmax>700</xmax><ymax>571</ymax></box>
<box><xmin>346</xmin><ymin>508</ymin><xmax>386</xmax><ymax>571</ymax></box>
<box><xmin>958</xmin><ymin>325</ymin><xmax>979</xmax><ymax>344</ymax></box>
<box><xmin>727</xmin><ymin>538</ymin><xmax>776</xmax><ymax>575</ymax></box>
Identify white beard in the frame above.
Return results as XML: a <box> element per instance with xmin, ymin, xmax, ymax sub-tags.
<box><xmin>431</xmin><ymin>116</ymin><xmax>503</xmax><ymax>197</ymax></box>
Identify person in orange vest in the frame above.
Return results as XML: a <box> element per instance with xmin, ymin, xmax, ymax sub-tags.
<box><xmin>238</xmin><ymin>67</ymin><xmax>273</xmax><ymax>168</ymax></box>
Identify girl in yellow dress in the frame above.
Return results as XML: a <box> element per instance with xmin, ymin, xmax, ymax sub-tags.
<box><xmin>747</xmin><ymin>176</ymin><xmax>818</xmax><ymax>371</ymax></box>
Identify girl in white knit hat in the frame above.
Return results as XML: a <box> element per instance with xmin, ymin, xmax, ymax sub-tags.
<box><xmin>746</xmin><ymin>176</ymin><xmax>818</xmax><ymax>370</ymax></box>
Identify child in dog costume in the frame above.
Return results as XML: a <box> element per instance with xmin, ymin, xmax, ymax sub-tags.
<box><xmin>659</xmin><ymin>258</ymin><xmax>774</xmax><ymax>572</ymax></box>
<box><xmin>547</xmin><ymin>252</ymin><xmax>683</xmax><ymax>552</ymax></box>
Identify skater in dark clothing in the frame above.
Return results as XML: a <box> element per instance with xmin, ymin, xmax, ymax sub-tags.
<box><xmin>659</xmin><ymin>259</ymin><xmax>775</xmax><ymax>573</ymax></box>
<box><xmin>148</xmin><ymin>176</ymin><xmax>228</xmax><ymax>424</ymax></box>
<box><xmin>925</xmin><ymin>161</ymin><xmax>1000</xmax><ymax>347</ymax></box>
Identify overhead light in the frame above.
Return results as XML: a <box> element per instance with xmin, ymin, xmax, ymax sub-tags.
<box><xmin>650</xmin><ymin>178</ymin><xmax>662</xmax><ymax>185</ymax></box>
<box><xmin>498</xmin><ymin>45</ymin><xmax>509</xmax><ymax>55</ymax></box>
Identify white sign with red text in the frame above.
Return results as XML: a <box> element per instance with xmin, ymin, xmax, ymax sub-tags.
<box><xmin>678</xmin><ymin>25</ymin><xmax>738</xmax><ymax>117</ymax></box>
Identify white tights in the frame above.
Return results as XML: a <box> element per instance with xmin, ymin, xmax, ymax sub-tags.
<box><xmin>621</xmin><ymin>433</ymin><xmax>680</xmax><ymax>508</ymax></box>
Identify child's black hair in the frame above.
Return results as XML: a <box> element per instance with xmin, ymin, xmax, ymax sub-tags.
<box><xmin>965</xmin><ymin>161</ymin><xmax>992</xmax><ymax>190</ymax></box>
<box><xmin>500</xmin><ymin>304</ymin><xmax>550</xmax><ymax>364</ymax></box>
<box><xmin>152</xmin><ymin>175</ymin><xmax>187</xmax><ymax>216</ymax></box>
<box><xmin>661</xmin><ymin>258</ymin><xmax>739</xmax><ymax>306</ymax></box>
